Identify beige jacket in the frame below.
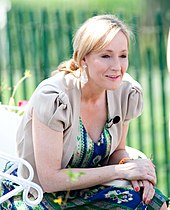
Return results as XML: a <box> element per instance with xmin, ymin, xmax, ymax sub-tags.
<box><xmin>16</xmin><ymin>71</ymin><xmax>143</xmax><ymax>188</ymax></box>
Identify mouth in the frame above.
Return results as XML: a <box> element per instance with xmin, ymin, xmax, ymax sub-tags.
<box><xmin>105</xmin><ymin>75</ymin><xmax>120</xmax><ymax>80</ymax></box>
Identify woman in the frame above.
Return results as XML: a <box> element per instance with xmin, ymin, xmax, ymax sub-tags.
<box><xmin>1</xmin><ymin>14</ymin><xmax>168</xmax><ymax>209</ymax></box>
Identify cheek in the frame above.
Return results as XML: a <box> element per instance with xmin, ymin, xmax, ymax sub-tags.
<box><xmin>122</xmin><ymin>60</ymin><xmax>128</xmax><ymax>71</ymax></box>
<box><xmin>89</xmin><ymin>60</ymin><xmax>106</xmax><ymax>73</ymax></box>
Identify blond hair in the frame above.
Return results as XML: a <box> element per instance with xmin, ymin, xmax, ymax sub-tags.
<box><xmin>55</xmin><ymin>14</ymin><xmax>131</xmax><ymax>75</ymax></box>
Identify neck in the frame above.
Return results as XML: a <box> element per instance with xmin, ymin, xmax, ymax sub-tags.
<box><xmin>81</xmin><ymin>83</ymin><xmax>106</xmax><ymax>103</ymax></box>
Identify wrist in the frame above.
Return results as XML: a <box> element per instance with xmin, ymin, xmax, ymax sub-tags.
<box><xmin>114</xmin><ymin>164</ymin><xmax>127</xmax><ymax>180</ymax></box>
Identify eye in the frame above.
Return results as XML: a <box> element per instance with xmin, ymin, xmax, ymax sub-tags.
<box><xmin>101</xmin><ymin>54</ymin><xmax>110</xmax><ymax>58</ymax></box>
<box><xmin>120</xmin><ymin>54</ymin><xmax>128</xmax><ymax>58</ymax></box>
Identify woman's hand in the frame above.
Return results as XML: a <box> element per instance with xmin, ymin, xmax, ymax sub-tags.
<box><xmin>132</xmin><ymin>180</ymin><xmax>155</xmax><ymax>204</ymax></box>
<box><xmin>118</xmin><ymin>158</ymin><xmax>157</xmax><ymax>186</ymax></box>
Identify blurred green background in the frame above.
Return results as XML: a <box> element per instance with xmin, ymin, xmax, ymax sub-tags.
<box><xmin>0</xmin><ymin>0</ymin><xmax>170</xmax><ymax>198</ymax></box>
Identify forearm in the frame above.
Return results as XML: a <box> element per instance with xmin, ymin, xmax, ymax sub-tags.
<box><xmin>108</xmin><ymin>149</ymin><xmax>130</xmax><ymax>165</ymax></box>
<box><xmin>40</xmin><ymin>165</ymin><xmax>120</xmax><ymax>193</ymax></box>
<box><xmin>39</xmin><ymin>158</ymin><xmax>157</xmax><ymax>193</ymax></box>
<box><xmin>108</xmin><ymin>123</ymin><xmax>130</xmax><ymax>165</ymax></box>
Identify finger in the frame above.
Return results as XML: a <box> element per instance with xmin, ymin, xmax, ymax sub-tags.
<box><xmin>144</xmin><ymin>166</ymin><xmax>157</xmax><ymax>186</ymax></box>
<box><xmin>151</xmin><ymin>161</ymin><xmax>155</xmax><ymax>169</ymax></box>
<box><xmin>149</xmin><ymin>159</ymin><xmax>155</xmax><ymax>168</ymax></box>
<box><xmin>146</xmin><ymin>171</ymin><xmax>157</xmax><ymax>186</ymax></box>
<box><xmin>146</xmin><ymin>175</ymin><xmax>156</xmax><ymax>186</ymax></box>
<box><xmin>131</xmin><ymin>180</ymin><xmax>140</xmax><ymax>192</ymax></box>
<box><xmin>142</xmin><ymin>180</ymin><xmax>155</xmax><ymax>204</ymax></box>
<box><xmin>142</xmin><ymin>180</ymin><xmax>149</xmax><ymax>202</ymax></box>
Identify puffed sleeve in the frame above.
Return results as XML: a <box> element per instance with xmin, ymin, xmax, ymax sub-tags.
<box><xmin>30</xmin><ymin>83</ymin><xmax>71</xmax><ymax>132</ymax></box>
<box><xmin>123</xmin><ymin>74</ymin><xmax>143</xmax><ymax>124</ymax></box>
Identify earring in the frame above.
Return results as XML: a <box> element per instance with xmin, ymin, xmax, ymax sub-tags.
<box><xmin>82</xmin><ymin>64</ymin><xmax>87</xmax><ymax>70</ymax></box>
<box><xmin>81</xmin><ymin>64</ymin><xmax>88</xmax><ymax>84</ymax></box>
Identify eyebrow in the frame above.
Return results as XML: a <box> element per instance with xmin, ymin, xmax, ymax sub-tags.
<box><xmin>104</xmin><ymin>49</ymin><xmax>128</xmax><ymax>53</ymax></box>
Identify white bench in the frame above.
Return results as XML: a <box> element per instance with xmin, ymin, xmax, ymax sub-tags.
<box><xmin>0</xmin><ymin>105</ymin><xmax>43</xmax><ymax>207</ymax></box>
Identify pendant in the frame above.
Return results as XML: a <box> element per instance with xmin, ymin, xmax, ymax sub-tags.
<box><xmin>97</xmin><ymin>135</ymin><xmax>104</xmax><ymax>146</ymax></box>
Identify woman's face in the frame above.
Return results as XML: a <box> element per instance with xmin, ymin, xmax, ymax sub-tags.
<box><xmin>83</xmin><ymin>31</ymin><xmax>129</xmax><ymax>91</ymax></box>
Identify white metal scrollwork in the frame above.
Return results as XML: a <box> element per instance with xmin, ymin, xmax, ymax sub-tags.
<box><xmin>0</xmin><ymin>152</ymin><xmax>43</xmax><ymax>207</ymax></box>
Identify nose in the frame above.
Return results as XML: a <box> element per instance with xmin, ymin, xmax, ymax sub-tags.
<box><xmin>110</xmin><ymin>57</ymin><xmax>121</xmax><ymax>71</ymax></box>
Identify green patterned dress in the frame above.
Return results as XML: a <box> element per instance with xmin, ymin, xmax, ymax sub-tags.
<box><xmin>0</xmin><ymin>118</ymin><xmax>169</xmax><ymax>209</ymax></box>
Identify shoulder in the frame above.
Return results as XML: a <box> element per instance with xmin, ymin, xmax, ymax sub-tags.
<box><xmin>30</xmin><ymin>71</ymin><xmax>81</xmax><ymax>103</ymax></box>
<box><xmin>108</xmin><ymin>73</ymin><xmax>143</xmax><ymax>123</ymax></box>
<box><xmin>37</xmin><ymin>71</ymin><xmax>80</xmax><ymax>92</ymax></box>
<box><xmin>25</xmin><ymin>71</ymin><xmax>81</xmax><ymax>131</ymax></box>
<box><xmin>121</xmin><ymin>73</ymin><xmax>143</xmax><ymax>93</ymax></box>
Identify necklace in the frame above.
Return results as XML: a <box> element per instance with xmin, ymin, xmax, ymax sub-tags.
<box><xmin>96</xmin><ymin>133</ymin><xmax>104</xmax><ymax>146</ymax></box>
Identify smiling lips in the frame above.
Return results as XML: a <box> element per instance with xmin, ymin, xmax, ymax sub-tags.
<box><xmin>105</xmin><ymin>75</ymin><xmax>120</xmax><ymax>80</ymax></box>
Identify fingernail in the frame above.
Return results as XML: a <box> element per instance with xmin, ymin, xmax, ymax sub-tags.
<box><xmin>135</xmin><ymin>187</ymin><xmax>139</xmax><ymax>192</ymax></box>
<box><xmin>145</xmin><ymin>200</ymin><xmax>150</xmax><ymax>204</ymax></box>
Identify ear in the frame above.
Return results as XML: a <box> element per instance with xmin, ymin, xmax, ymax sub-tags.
<box><xmin>80</xmin><ymin>58</ymin><xmax>87</xmax><ymax>68</ymax></box>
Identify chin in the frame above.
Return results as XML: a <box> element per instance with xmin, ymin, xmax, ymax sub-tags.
<box><xmin>108</xmin><ymin>82</ymin><xmax>121</xmax><ymax>90</ymax></box>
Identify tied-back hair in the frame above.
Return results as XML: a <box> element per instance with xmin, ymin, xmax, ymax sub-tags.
<box><xmin>51</xmin><ymin>59</ymin><xmax>79</xmax><ymax>76</ymax></box>
<box><xmin>52</xmin><ymin>14</ymin><xmax>131</xmax><ymax>76</ymax></box>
